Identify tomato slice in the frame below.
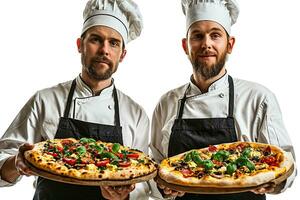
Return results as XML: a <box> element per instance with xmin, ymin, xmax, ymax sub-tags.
<box><xmin>127</xmin><ymin>153</ymin><xmax>139</xmax><ymax>159</ymax></box>
<box><xmin>118</xmin><ymin>161</ymin><xmax>131</xmax><ymax>167</ymax></box>
<box><xmin>63</xmin><ymin>158</ymin><xmax>76</xmax><ymax>165</ymax></box>
<box><xmin>96</xmin><ymin>159</ymin><xmax>110</xmax><ymax>167</ymax></box>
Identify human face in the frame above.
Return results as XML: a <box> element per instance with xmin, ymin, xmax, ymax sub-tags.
<box><xmin>77</xmin><ymin>26</ymin><xmax>126</xmax><ymax>81</ymax></box>
<box><xmin>182</xmin><ymin>21</ymin><xmax>235</xmax><ymax>80</ymax></box>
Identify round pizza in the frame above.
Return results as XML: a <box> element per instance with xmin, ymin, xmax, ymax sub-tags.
<box><xmin>24</xmin><ymin>138</ymin><xmax>157</xmax><ymax>181</ymax></box>
<box><xmin>159</xmin><ymin>142</ymin><xmax>294</xmax><ymax>188</ymax></box>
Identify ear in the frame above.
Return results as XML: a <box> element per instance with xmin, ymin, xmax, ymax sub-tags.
<box><xmin>76</xmin><ymin>38</ymin><xmax>82</xmax><ymax>53</ymax></box>
<box><xmin>119</xmin><ymin>49</ymin><xmax>127</xmax><ymax>62</ymax></box>
<box><xmin>227</xmin><ymin>36</ymin><xmax>235</xmax><ymax>54</ymax></box>
<box><xmin>182</xmin><ymin>38</ymin><xmax>188</xmax><ymax>55</ymax></box>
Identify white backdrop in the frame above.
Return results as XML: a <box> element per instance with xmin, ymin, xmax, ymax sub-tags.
<box><xmin>0</xmin><ymin>0</ymin><xmax>299</xmax><ymax>199</ymax></box>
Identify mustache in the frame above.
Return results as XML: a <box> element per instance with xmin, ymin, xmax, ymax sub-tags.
<box><xmin>92</xmin><ymin>56</ymin><xmax>112</xmax><ymax>65</ymax></box>
<box><xmin>198</xmin><ymin>50</ymin><xmax>216</xmax><ymax>56</ymax></box>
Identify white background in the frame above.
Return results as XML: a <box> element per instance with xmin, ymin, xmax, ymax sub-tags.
<box><xmin>0</xmin><ymin>0</ymin><xmax>299</xmax><ymax>199</ymax></box>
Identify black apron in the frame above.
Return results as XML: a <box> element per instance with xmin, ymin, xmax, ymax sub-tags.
<box><xmin>168</xmin><ymin>75</ymin><xmax>266</xmax><ymax>200</ymax></box>
<box><xmin>33</xmin><ymin>79</ymin><xmax>123</xmax><ymax>200</ymax></box>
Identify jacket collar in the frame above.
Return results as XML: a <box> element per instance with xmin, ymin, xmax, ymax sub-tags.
<box><xmin>75</xmin><ymin>74</ymin><xmax>114</xmax><ymax>97</ymax></box>
<box><xmin>188</xmin><ymin>72</ymin><xmax>229</xmax><ymax>96</ymax></box>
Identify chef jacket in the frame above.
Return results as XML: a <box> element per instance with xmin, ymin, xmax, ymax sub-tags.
<box><xmin>0</xmin><ymin>75</ymin><xmax>150</xmax><ymax>200</ymax></box>
<box><xmin>150</xmin><ymin>73</ymin><xmax>296</xmax><ymax>198</ymax></box>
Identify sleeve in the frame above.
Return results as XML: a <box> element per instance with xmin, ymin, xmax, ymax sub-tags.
<box><xmin>0</xmin><ymin>92</ymin><xmax>43</xmax><ymax>187</ymax></box>
<box><xmin>129</xmin><ymin>107</ymin><xmax>151</xmax><ymax>200</ymax></box>
<box><xmin>150</xmin><ymin>102</ymin><xmax>166</xmax><ymax>164</ymax></box>
<box><xmin>149</xmin><ymin>102</ymin><xmax>166</xmax><ymax>199</ymax></box>
<box><xmin>257</xmin><ymin>92</ymin><xmax>297</xmax><ymax>193</ymax></box>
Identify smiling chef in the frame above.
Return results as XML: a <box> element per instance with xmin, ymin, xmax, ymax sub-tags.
<box><xmin>150</xmin><ymin>0</ymin><xmax>297</xmax><ymax>199</ymax></box>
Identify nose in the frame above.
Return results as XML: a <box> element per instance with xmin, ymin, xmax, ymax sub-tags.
<box><xmin>98</xmin><ymin>41</ymin><xmax>109</xmax><ymax>56</ymax></box>
<box><xmin>201</xmin><ymin>36</ymin><xmax>212</xmax><ymax>50</ymax></box>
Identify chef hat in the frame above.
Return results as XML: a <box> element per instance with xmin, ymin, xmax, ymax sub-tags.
<box><xmin>181</xmin><ymin>0</ymin><xmax>239</xmax><ymax>34</ymax></box>
<box><xmin>82</xmin><ymin>0</ymin><xmax>143</xmax><ymax>44</ymax></box>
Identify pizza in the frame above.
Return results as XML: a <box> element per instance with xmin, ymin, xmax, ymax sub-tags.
<box><xmin>159</xmin><ymin>142</ymin><xmax>294</xmax><ymax>188</ymax></box>
<box><xmin>24</xmin><ymin>138</ymin><xmax>157</xmax><ymax>181</ymax></box>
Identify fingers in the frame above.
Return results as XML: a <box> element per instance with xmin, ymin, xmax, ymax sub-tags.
<box><xmin>157</xmin><ymin>183</ymin><xmax>166</xmax><ymax>189</ymax></box>
<box><xmin>251</xmin><ymin>183</ymin><xmax>275</xmax><ymax>194</ymax></box>
<box><xmin>101</xmin><ymin>184</ymin><xmax>135</xmax><ymax>200</ymax></box>
<box><xmin>158</xmin><ymin>184</ymin><xmax>185</xmax><ymax>197</ymax></box>
<box><xmin>113</xmin><ymin>184</ymin><xmax>135</xmax><ymax>193</ymax></box>
<box><xmin>19</xmin><ymin>143</ymin><xmax>34</xmax><ymax>153</ymax></box>
<box><xmin>15</xmin><ymin>143</ymin><xmax>34</xmax><ymax>176</ymax></box>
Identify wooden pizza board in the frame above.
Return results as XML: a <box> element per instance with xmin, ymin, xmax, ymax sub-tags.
<box><xmin>25</xmin><ymin>160</ymin><xmax>157</xmax><ymax>186</ymax></box>
<box><xmin>155</xmin><ymin>164</ymin><xmax>294</xmax><ymax>194</ymax></box>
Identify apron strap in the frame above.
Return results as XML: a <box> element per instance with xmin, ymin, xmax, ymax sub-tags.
<box><xmin>113</xmin><ymin>86</ymin><xmax>121</xmax><ymax>127</ymax></box>
<box><xmin>177</xmin><ymin>84</ymin><xmax>190</xmax><ymax>119</ymax></box>
<box><xmin>64</xmin><ymin>79</ymin><xmax>76</xmax><ymax>118</ymax></box>
<box><xmin>228</xmin><ymin>75</ymin><xmax>234</xmax><ymax>118</ymax></box>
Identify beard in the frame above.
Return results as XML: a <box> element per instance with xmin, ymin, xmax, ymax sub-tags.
<box><xmin>83</xmin><ymin>55</ymin><xmax>118</xmax><ymax>81</ymax></box>
<box><xmin>192</xmin><ymin>49</ymin><xmax>227</xmax><ymax>80</ymax></box>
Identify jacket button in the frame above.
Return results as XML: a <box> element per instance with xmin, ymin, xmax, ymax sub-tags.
<box><xmin>219</xmin><ymin>93</ymin><xmax>224</xmax><ymax>98</ymax></box>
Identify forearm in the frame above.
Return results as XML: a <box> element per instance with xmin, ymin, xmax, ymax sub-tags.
<box><xmin>0</xmin><ymin>156</ymin><xmax>20</xmax><ymax>183</ymax></box>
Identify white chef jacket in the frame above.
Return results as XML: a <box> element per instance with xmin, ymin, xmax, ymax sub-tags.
<box><xmin>150</xmin><ymin>73</ymin><xmax>296</xmax><ymax>197</ymax></box>
<box><xmin>0</xmin><ymin>75</ymin><xmax>150</xmax><ymax>200</ymax></box>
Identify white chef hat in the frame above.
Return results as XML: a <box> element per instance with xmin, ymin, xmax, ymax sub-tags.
<box><xmin>181</xmin><ymin>0</ymin><xmax>239</xmax><ymax>34</ymax></box>
<box><xmin>82</xmin><ymin>0</ymin><xmax>143</xmax><ymax>44</ymax></box>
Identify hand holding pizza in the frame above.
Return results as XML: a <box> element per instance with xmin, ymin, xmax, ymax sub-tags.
<box><xmin>100</xmin><ymin>184</ymin><xmax>135</xmax><ymax>200</ymax></box>
<box><xmin>157</xmin><ymin>182</ymin><xmax>185</xmax><ymax>198</ymax></box>
<box><xmin>15</xmin><ymin>143</ymin><xmax>35</xmax><ymax>176</ymax></box>
<box><xmin>251</xmin><ymin>183</ymin><xmax>275</xmax><ymax>194</ymax></box>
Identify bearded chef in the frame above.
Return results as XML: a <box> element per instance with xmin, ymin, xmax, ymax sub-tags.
<box><xmin>150</xmin><ymin>0</ymin><xmax>296</xmax><ymax>199</ymax></box>
<box><xmin>0</xmin><ymin>0</ymin><xmax>150</xmax><ymax>199</ymax></box>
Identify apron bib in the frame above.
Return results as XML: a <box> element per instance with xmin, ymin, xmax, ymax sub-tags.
<box><xmin>33</xmin><ymin>80</ymin><xmax>123</xmax><ymax>200</ymax></box>
<box><xmin>168</xmin><ymin>75</ymin><xmax>265</xmax><ymax>200</ymax></box>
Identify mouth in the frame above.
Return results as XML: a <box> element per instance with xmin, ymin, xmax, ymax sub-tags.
<box><xmin>199</xmin><ymin>54</ymin><xmax>216</xmax><ymax>58</ymax></box>
<box><xmin>94</xmin><ymin>59</ymin><xmax>111</xmax><ymax>66</ymax></box>
<box><xmin>198</xmin><ymin>54</ymin><xmax>216</xmax><ymax>61</ymax></box>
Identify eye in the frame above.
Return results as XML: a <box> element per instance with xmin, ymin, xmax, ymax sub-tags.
<box><xmin>110</xmin><ymin>40</ymin><xmax>121</xmax><ymax>47</ymax></box>
<box><xmin>210</xmin><ymin>33</ymin><xmax>221</xmax><ymax>40</ymax></box>
<box><xmin>190</xmin><ymin>33</ymin><xmax>204</xmax><ymax>41</ymax></box>
<box><xmin>89</xmin><ymin>37</ymin><xmax>101</xmax><ymax>44</ymax></box>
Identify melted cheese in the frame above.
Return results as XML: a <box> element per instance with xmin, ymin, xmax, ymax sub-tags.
<box><xmin>250</xmin><ymin>150</ymin><xmax>261</xmax><ymax>158</ymax></box>
<box><xmin>86</xmin><ymin>164</ymin><xmax>98</xmax><ymax>172</ymax></box>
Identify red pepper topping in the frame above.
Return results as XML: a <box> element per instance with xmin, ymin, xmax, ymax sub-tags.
<box><xmin>208</xmin><ymin>145</ymin><xmax>217</xmax><ymax>152</ymax></box>
<box><xmin>115</xmin><ymin>153</ymin><xmax>124</xmax><ymax>159</ymax></box>
<box><xmin>261</xmin><ymin>156</ymin><xmax>278</xmax><ymax>166</ymax></box>
<box><xmin>61</xmin><ymin>139</ymin><xmax>74</xmax><ymax>145</ymax></box>
<box><xmin>180</xmin><ymin>169</ymin><xmax>194</xmax><ymax>178</ymax></box>
<box><xmin>56</xmin><ymin>146</ymin><xmax>63</xmax><ymax>152</ymax></box>
<box><xmin>47</xmin><ymin>152</ymin><xmax>58</xmax><ymax>158</ymax></box>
